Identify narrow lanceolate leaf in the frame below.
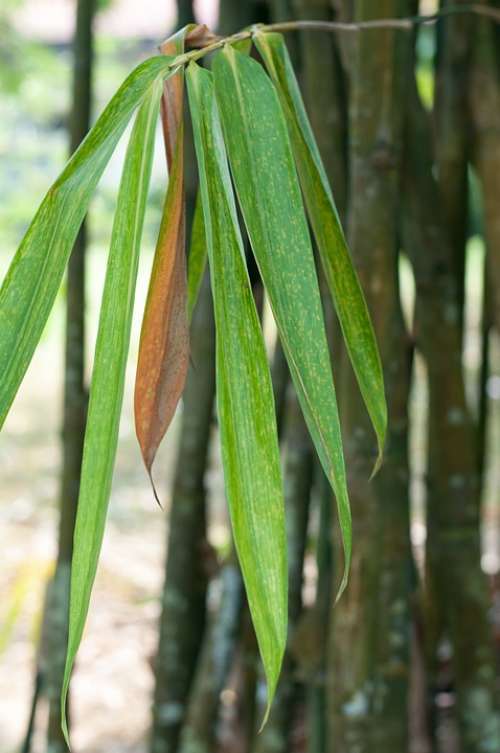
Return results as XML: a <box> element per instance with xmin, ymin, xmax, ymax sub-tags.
<box><xmin>187</xmin><ymin>191</ymin><xmax>207</xmax><ymax>320</ymax></box>
<box><xmin>185</xmin><ymin>38</ymin><xmax>252</xmax><ymax>321</ymax></box>
<box><xmin>212</xmin><ymin>46</ymin><xmax>351</xmax><ymax>597</ymax></box>
<box><xmin>255</xmin><ymin>31</ymin><xmax>386</xmax><ymax>470</ymax></box>
<box><xmin>134</xmin><ymin>29</ymin><xmax>190</xmax><ymax>487</ymax></box>
<box><xmin>61</xmin><ymin>79</ymin><xmax>163</xmax><ymax>742</ymax></box>
<box><xmin>187</xmin><ymin>61</ymin><xmax>287</xmax><ymax>714</ymax></box>
<box><xmin>0</xmin><ymin>55</ymin><xmax>174</xmax><ymax>429</ymax></box>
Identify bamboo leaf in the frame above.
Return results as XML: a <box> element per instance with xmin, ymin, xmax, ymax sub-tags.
<box><xmin>134</xmin><ymin>30</ymin><xmax>190</xmax><ymax>488</ymax></box>
<box><xmin>255</xmin><ymin>31</ymin><xmax>386</xmax><ymax>470</ymax></box>
<box><xmin>212</xmin><ymin>46</ymin><xmax>351</xmax><ymax>596</ymax></box>
<box><xmin>187</xmin><ymin>191</ymin><xmax>207</xmax><ymax>320</ymax></box>
<box><xmin>0</xmin><ymin>55</ymin><xmax>175</xmax><ymax>429</ymax></box>
<box><xmin>187</xmin><ymin>61</ymin><xmax>287</xmax><ymax>714</ymax></box>
<box><xmin>185</xmin><ymin>39</ymin><xmax>252</xmax><ymax>322</ymax></box>
<box><xmin>61</xmin><ymin>78</ymin><xmax>164</xmax><ymax>742</ymax></box>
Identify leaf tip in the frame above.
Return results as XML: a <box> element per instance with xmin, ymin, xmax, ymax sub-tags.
<box><xmin>147</xmin><ymin>466</ymin><xmax>164</xmax><ymax>510</ymax></box>
<box><xmin>258</xmin><ymin>667</ymin><xmax>280</xmax><ymax>733</ymax></box>
<box><xmin>334</xmin><ymin>567</ymin><xmax>349</xmax><ymax>606</ymax></box>
<box><xmin>61</xmin><ymin>672</ymin><xmax>71</xmax><ymax>749</ymax></box>
<box><xmin>258</xmin><ymin>701</ymin><xmax>272</xmax><ymax>734</ymax></box>
<box><xmin>257</xmin><ymin>615</ymin><xmax>287</xmax><ymax>731</ymax></box>
<box><xmin>369</xmin><ymin>433</ymin><xmax>385</xmax><ymax>480</ymax></box>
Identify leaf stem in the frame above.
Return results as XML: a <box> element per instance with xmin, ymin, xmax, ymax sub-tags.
<box><xmin>166</xmin><ymin>4</ymin><xmax>500</xmax><ymax>70</ymax></box>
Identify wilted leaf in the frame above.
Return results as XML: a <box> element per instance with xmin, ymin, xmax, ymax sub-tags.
<box><xmin>213</xmin><ymin>46</ymin><xmax>351</xmax><ymax>597</ymax></box>
<box><xmin>187</xmin><ymin>60</ymin><xmax>287</xmax><ymax>715</ymax></box>
<box><xmin>255</xmin><ymin>31</ymin><xmax>386</xmax><ymax>470</ymax></box>
<box><xmin>184</xmin><ymin>23</ymin><xmax>220</xmax><ymax>49</ymax></box>
<box><xmin>0</xmin><ymin>55</ymin><xmax>175</xmax><ymax>429</ymax></box>
<box><xmin>134</xmin><ymin>29</ymin><xmax>191</xmax><ymax>488</ymax></box>
<box><xmin>61</xmin><ymin>78</ymin><xmax>164</xmax><ymax>743</ymax></box>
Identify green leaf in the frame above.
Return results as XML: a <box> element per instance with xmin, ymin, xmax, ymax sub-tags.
<box><xmin>255</xmin><ymin>31</ymin><xmax>386</xmax><ymax>470</ymax></box>
<box><xmin>212</xmin><ymin>45</ymin><xmax>351</xmax><ymax>597</ymax></box>
<box><xmin>187</xmin><ymin>61</ymin><xmax>287</xmax><ymax>715</ymax></box>
<box><xmin>61</xmin><ymin>77</ymin><xmax>164</xmax><ymax>743</ymax></box>
<box><xmin>0</xmin><ymin>54</ymin><xmax>174</xmax><ymax>429</ymax></box>
<box><xmin>187</xmin><ymin>191</ymin><xmax>207</xmax><ymax>320</ymax></box>
<box><xmin>186</xmin><ymin>39</ymin><xmax>253</xmax><ymax>322</ymax></box>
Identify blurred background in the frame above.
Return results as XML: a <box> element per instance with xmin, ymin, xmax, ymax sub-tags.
<box><xmin>1</xmin><ymin>1</ymin><xmax>499</xmax><ymax>753</ymax></box>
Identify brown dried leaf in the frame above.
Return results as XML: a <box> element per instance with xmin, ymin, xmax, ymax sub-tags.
<box><xmin>134</xmin><ymin>31</ymin><xmax>190</xmax><ymax>489</ymax></box>
<box><xmin>185</xmin><ymin>24</ymin><xmax>220</xmax><ymax>49</ymax></box>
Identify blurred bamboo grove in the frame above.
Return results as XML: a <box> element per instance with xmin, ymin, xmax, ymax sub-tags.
<box><xmin>1</xmin><ymin>0</ymin><xmax>500</xmax><ymax>752</ymax></box>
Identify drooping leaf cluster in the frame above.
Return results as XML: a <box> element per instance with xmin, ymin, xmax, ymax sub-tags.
<box><xmin>0</xmin><ymin>24</ymin><xmax>386</xmax><ymax>739</ymax></box>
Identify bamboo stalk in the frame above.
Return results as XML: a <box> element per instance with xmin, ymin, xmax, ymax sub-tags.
<box><xmin>327</xmin><ymin>2</ymin><xmax>413</xmax><ymax>751</ymax></box>
<box><xmin>435</xmin><ymin>0</ymin><xmax>473</xmax><ymax>338</ymax></box>
<box><xmin>469</xmin><ymin>6</ymin><xmax>500</xmax><ymax>338</ymax></box>
<box><xmin>307</xmin><ymin>469</ymin><xmax>333</xmax><ymax>753</ymax></box>
<box><xmin>271</xmin><ymin>338</ymin><xmax>289</xmax><ymax>438</ymax></box>
<box><xmin>176</xmin><ymin>0</ymin><xmax>194</xmax><ymax>27</ymax></box>
<box><xmin>177</xmin><ymin>555</ymin><xmax>244</xmax><ymax>753</ymax></box>
<box><xmin>150</xmin><ymin>271</ymin><xmax>215</xmax><ymax>753</ymax></box>
<box><xmin>477</xmin><ymin>279</ymin><xmax>491</xmax><ymax>485</ymax></box>
<box><xmin>402</xmin><ymin>61</ymin><xmax>500</xmax><ymax>751</ymax></box>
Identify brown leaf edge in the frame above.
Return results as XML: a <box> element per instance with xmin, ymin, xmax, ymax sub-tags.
<box><xmin>134</xmin><ymin>27</ymin><xmax>201</xmax><ymax>501</ymax></box>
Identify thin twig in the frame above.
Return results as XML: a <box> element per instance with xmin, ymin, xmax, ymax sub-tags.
<box><xmin>166</xmin><ymin>3</ymin><xmax>500</xmax><ymax>69</ymax></box>
<box><xmin>265</xmin><ymin>3</ymin><xmax>500</xmax><ymax>33</ymax></box>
